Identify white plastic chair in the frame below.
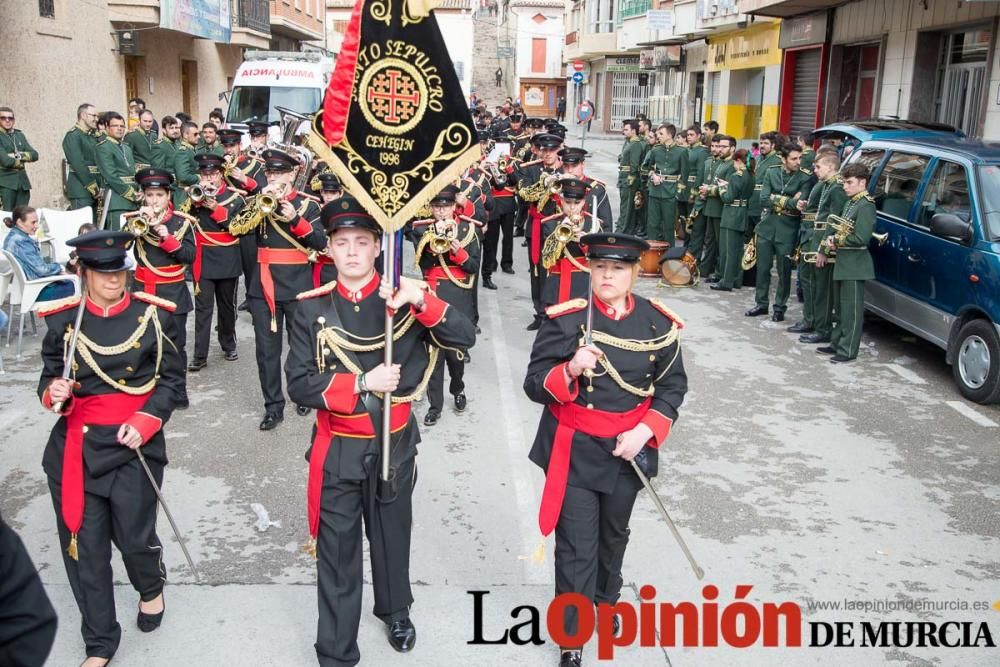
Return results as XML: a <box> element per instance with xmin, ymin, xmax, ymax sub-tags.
<box><xmin>0</xmin><ymin>249</ymin><xmax>80</xmax><ymax>358</ymax></box>
<box><xmin>0</xmin><ymin>262</ymin><xmax>10</xmax><ymax>374</ymax></box>
<box><xmin>39</xmin><ymin>207</ymin><xmax>93</xmax><ymax>264</ymax></box>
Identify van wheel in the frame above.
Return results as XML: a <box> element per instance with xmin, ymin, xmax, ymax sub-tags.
<box><xmin>951</xmin><ymin>319</ymin><xmax>1000</xmax><ymax>404</ymax></box>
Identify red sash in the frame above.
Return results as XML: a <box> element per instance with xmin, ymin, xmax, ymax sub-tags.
<box><xmin>307</xmin><ymin>403</ymin><xmax>412</xmax><ymax>537</ymax></box>
<box><xmin>134</xmin><ymin>265</ymin><xmax>184</xmax><ymax>296</ymax></box>
<box><xmin>529</xmin><ymin>207</ymin><xmax>543</xmax><ymax>265</ymax></box>
<box><xmin>61</xmin><ymin>392</ymin><xmax>153</xmax><ymax>540</ymax></box>
<box><xmin>539</xmin><ymin>398</ymin><xmax>652</xmax><ymax>536</ymax></box>
<box><xmin>312</xmin><ymin>254</ymin><xmax>335</xmax><ymax>288</ymax></box>
<box><xmin>257</xmin><ymin>247</ymin><xmax>310</xmax><ymax>331</ymax></box>
<box><xmin>549</xmin><ymin>256</ymin><xmax>589</xmax><ymax>303</ymax></box>
<box><xmin>193</xmin><ymin>230</ymin><xmax>238</xmax><ymax>284</ymax></box>
<box><xmin>424</xmin><ymin>264</ymin><xmax>468</xmax><ymax>292</ymax></box>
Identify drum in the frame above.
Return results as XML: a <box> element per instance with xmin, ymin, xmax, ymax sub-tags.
<box><xmin>638</xmin><ymin>241</ymin><xmax>669</xmax><ymax>277</ymax></box>
<box><xmin>659</xmin><ymin>247</ymin><xmax>699</xmax><ymax>287</ymax></box>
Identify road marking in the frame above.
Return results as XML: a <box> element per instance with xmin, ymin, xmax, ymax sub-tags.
<box><xmin>945</xmin><ymin>400</ymin><xmax>999</xmax><ymax>428</ymax></box>
<box><xmin>484</xmin><ymin>290</ymin><xmax>550</xmax><ymax>584</ymax></box>
<box><xmin>885</xmin><ymin>363</ymin><xmax>927</xmax><ymax>385</ymax></box>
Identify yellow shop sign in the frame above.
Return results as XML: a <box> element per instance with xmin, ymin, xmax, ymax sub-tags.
<box><xmin>707</xmin><ymin>22</ymin><xmax>782</xmax><ymax>72</ymax></box>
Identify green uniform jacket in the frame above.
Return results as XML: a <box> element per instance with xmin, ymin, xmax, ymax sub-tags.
<box><xmin>637</xmin><ymin>137</ymin><xmax>653</xmax><ymax>188</ymax></box>
<box><xmin>757</xmin><ymin>167</ymin><xmax>813</xmax><ymax>246</ymax></box>
<box><xmin>829</xmin><ymin>193</ymin><xmax>876</xmax><ymax>281</ymax></box>
<box><xmin>686</xmin><ymin>145</ymin><xmax>709</xmax><ymax>204</ymax></box>
<box><xmin>124</xmin><ymin>128</ymin><xmax>156</xmax><ymax>171</ymax></box>
<box><xmin>152</xmin><ymin>137</ymin><xmax>178</xmax><ymax>173</ymax></box>
<box><xmin>195</xmin><ymin>142</ymin><xmax>225</xmax><ymax>157</ymax></box>
<box><xmin>720</xmin><ymin>165</ymin><xmax>754</xmax><ymax>232</ymax></box>
<box><xmin>62</xmin><ymin>124</ymin><xmax>101</xmax><ymax>200</ymax></box>
<box><xmin>703</xmin><ymin>156</ymin><xmax>733</xmax><ymax>218</ymax></box>
<box><xmin>749</xmin><ymin>151</ymin><xmax>781</xmax><ymax>218</ymax></box>
<box><xmin>800</xmin><ymin>149</ymin><xmax>816</xmax><ymax>175</ymax></box>
<box><xmin>808</xmin><ymin>176</ymin><xmax>848</xmax><ymax>252</ymax></box>
<box><xmin>173</xmin><ymin>141</ymin><xmax>199</xmax><ymax>207</ymax></box>
<box><xmin>618</xmin><ymin>136</ymin><xmax>644</xmax><ymax>189</ymax></box>
<box><xmin>0</xmin><ymin>128</ymin><xmax>38</xmax><ymax>190</ymax></box>
<box><xmin>799</xmin><ymin>180</ymin><xmax>824</xmax><ymax>247</ymax></box>
<box><xmin>95</xmin><ymin>136</ymin><xmax>140</xmax><ymax>210</ymax></box>
<box><xmin>643</xmin><ymin>143</ymin><xmax>689</xmax><ymax>200</ymax></box>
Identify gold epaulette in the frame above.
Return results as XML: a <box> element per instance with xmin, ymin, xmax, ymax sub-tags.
<box><xmin>587</xmin><ymin>177</ymin><xmax>606</xmax><ymax>188</ymax></box>
<box><xmin>545</xmin><ymin>298</ymin><xmax>587</xmax><ymax>318</ymax></box>
<box><xmin>38</xmin><ymin>295</ymin><xmax>82</xmax><ymax>318</ymax></box>
<box><xmin>648</xmin><ymin>298</ymin><xmax>685</xmax><ymax>329</ymax></box>
<box><xmin>800</xmin><ymin>168</ymin><xmax>812</xmax><ymax>175</ymax></box>
<box><xmin>133</xmin><ymin>291</ymin><xmax>177</xmax><ymax>312</ymax></box>
<box><xmin>297</xmin><ymin>280</ymin><xmax>337</xmax><ymax>300</ymax></box>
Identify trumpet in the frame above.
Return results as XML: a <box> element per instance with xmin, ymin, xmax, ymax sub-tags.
<box><xmin>872</xmin><ymin>231</ymin><xmax>889</xmax><ymax>246</ymax></box>
<box><xmin>426</xmin><ymin>224</ymin><xmax>457</xmax><ymax>255</ymax></box>
<box><xmin>188</xmin><ymin>184</ymin><xmax>218</xmax><ymax>204</ymax></box>
<box><xmin>258</xmin><ymin>183</ymin><xmax>289</xmax><ymax>217</ymax></box>
<box><xmin>554</xmin><ymin>214</ymin><xmax>583</xmax><ymax>244</ymax></box>
<box><xmin>123</xmin><ymin>208</ymin><xmax>164</xmax><ymax>243</ymax></box>
<box><xmin>741</xmin><ymin>235</ymin><xmax>758</xmax><ymax>270</ymax></box>
<box><xmin>828</xmin><ymin>214</ymin><xmax>853</xmax><ymax>246</ymax></box>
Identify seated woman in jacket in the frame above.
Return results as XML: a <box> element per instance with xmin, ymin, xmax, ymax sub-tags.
<box><xmin>2</xmin><ymin>206</ymin><xmax>75</xmax><ymax>301</ymax></box>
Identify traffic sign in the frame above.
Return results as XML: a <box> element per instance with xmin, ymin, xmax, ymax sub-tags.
<box><xmin>576</xmin><ymin>101</ymin><xmax>594</xmax><ymax>124</ymax></box>
<box><xmin>572</xmin><ymin>71</ymin><xmax>584</xmax><ymax>84</ymax></box>
<box><xmin>573</xmin><ymin>61</ymin><xmax>585</xmax><ymax>72</ymax></box>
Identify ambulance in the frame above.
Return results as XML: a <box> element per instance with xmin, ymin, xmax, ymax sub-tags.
<box><xmin>225</xmin><ymin>50</ymin><xmax>334</xmax><ymax>142</ymax></box>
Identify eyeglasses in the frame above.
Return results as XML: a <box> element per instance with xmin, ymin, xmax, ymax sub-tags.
<box><xmin>0</xmin><ymin>116</ymin><xmax>14</xmax><ymax>121</ymax></box>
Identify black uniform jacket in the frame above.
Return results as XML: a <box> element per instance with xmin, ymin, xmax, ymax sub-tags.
<box><xmin>524</xmin><ymin>295</ymin><xmax>688</xmax><ymax>494</ymax></box>
<box><xmin>286</xmin><ymin>273</ymin><xmax>477</xmax><ymax>479</ymax></box>
<box><xmin>192</xmin><ymin>186</ymin><xmax>246</xmax><ymax>281</ymax></box>
<box><xmin>540</xmin><ymin>211</ymin><xmax>602</xmax><ymax>307</ymax></box>
<box><xmin>131</xmin><ymin>208</ymin><xmax>198</xmax><ymax>314</ymax></box>
<box><xmin>414</xmin><ymin>217</ymin><xmax>481</xmax><ymax>322</ymax></box>
<box><xmin>38</xmin><ymin>292</ymin><xmax>185</xmax><ymax>484</ymax></box>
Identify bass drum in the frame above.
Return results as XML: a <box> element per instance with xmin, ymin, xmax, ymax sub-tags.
<box><xmin>638</xmin><ymin>241</ymin><xmax>669</xmax><ymax>277</ymax></box>
<box><xmin>659</xmin><ymin>246</ymin><xmax>699</xmax><ymax>287</ymax></box>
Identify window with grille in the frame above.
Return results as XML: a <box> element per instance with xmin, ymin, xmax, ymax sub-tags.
<box><xmin>39</xmin><ymin>0</ymin><xmax>55</xmax><ymax>18</ymax></box>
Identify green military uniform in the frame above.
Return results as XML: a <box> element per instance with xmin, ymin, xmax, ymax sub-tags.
<box><xmin>810</xmin><ymin>175</ymin><xmax>848</xmax><ymax>339</ymax></box>
<box><xmin>754</xmin><ymin>166</ymin><xmax>813</xmax><ymax>316</ymax></box>
<box><xmin>642</xmin><ymin>142</ymin><xmax>689</xmax><ymax>243</ymax></box>
<box><xmin>688</xmin><ymin>152</ymin><xmax>715</xmax><ymax>262</ymax></box>
<box><xmin>635</xmin><ymin>135</ymin><xmax>653</xmax><ymax>236</ymax></box>
<box><xmin>195</xmin><ymin>141</ymin><xmax>225</xmax><ymax>157</ymax></box>
<box><xmin>748</xmin><ymin>150</ymin><xmax>781</xmax><ymax>240</ymax></box>
<box><xmin>824</xmin><ymin>192</ymin><xmax>875</xmax><ymax>360</ymax></box>
<box><xmin>173</xmin><ymin>141</ymin><xmax>199</xmax><ymax>208</ymax></box>
<box><xmin>152</xmin><ymin>137</ymin><xmax>177</xmax><ymax>173</ymax></box>
<box><xmin>684</xmin><ymin>143</ymin><xmax>709</xmax><ymax>247</ymax></box>
<box><xmin>0</xmin><ymin>127</ymin><xmax>38</xmax><ymax>210</ymax></box>
<box><xmin>796</xmin><ymin>182</ymin><xmax>824</xmax><ymax>331</ymax></box>
<box><xmin>700</xmin><ymin>155</ymin><xmax>732</xmax><ymax>278</ymax></box>
<box><xmin>62</xmin><ymin>123</ymin><xmax>102</xmax><ymax>217</ymax></box>
<box><xmin>800</xmin><ymin>148</ymin><xmax>816</xmax><ymax>175</ymax></box>
<box><xmin>94</xmin><ymin>136</ymin><xmax>139</xmax><ymax>231</ymax></box>
<box><xmin>123</xmin><ymin>127</ymin><xmax>156</xmax><ymax>171</ymax></box>
<box><xmin>615</xmin><ymin>136</ymin><xmax>644</xmax><ymax>234</ymax></box>
<box><xmin>717</xmin><ymin>163</ymin><xmax>754</xmax><ymax>289</ymax></box>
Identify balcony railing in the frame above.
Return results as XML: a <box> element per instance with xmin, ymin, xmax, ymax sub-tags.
<box><xmin>235</xmin><ymin>0</ymin><xmax>270</xmax><ymax>33</ymax></box>
<box><xmin>618</xmin><ymin>0</ymin><xmax>651</xmax><ymax>23</ymax></box>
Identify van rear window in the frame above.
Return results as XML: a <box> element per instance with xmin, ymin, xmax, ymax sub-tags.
<box><xmin>226</xmin><ymin>86</ymin><xmax>322</xmax><ymax>124</ymax></box>
<box><xmin>976</xmin><ymin>165</ymin><xmax>1000</xmax><ymax>241</ymax></box>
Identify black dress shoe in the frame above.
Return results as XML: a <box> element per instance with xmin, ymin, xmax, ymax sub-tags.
<box><xmin>187</xmin><ymin>358</ymin><xmax>207</xmax><ymax>372</ymax></box>
<box><xmin>704</xmin><ymin>275</ymin><xmax>720</xmax><ymax>284</ymax></box>
<box><xmin>709</xmin><ymin>284</ymin><xmax>732</xmax><ymax>292</ymax></box>
<box><xmin>526</xmin><ymin>318</ymin><xmax>541</xmax><ymax>331</ymax></box>
<box><xmin>816</xmin><ymin>346</ymin><xmax>836</xmax><ymax>355</ymax></box>
<box><xmin>237</xmin><ymin>300</ymin><xmax>249</xmax><ymax>312</ymax></box>
<box><xmin>771</xmin><ymin>311</ymin><xmax>785</xmax><ymax>322</ymax></box>
<box><xmin>483</xmin><ymin>276</ymin><xmax>498</xmax><ymax>290</ymax></box>
<box><xmin>830</xmin><ymin>354</ymin><xmax>854</xmax><ymax>363</ymax></box>
<box><xmin>259</xmin><ymin>412</ymin><xmax>283</xmax><ymax>430</ymax></box>
<box><xmin>559</xmin><ymin>650</ymin><xmax>582</xmax><ymax>667</ymax></box>
<box><xmin>745</xmin><ymin>305</ymin><xmax>768</xmax><ymax>317</ymax></box>
<box><xmin>224</xmin><ymin>350</ymin><xmax>239</xmax><ymax>361</ymax></box>
<box><xmin>787</xmin><ymin>321</ymin><xmax>813</xmax><ymax>334</ymax></box>
<box><xmin>521</xmin><ymin>239</ymin><xmax>528</xmax><ymax>247</ymax></box>
<box><xmin>80</xmin><ymin>655</ymin><xmax>113</xmax><ymax>667</ymax></box>
<box><xmin>454</xmin><ymin>393</ymin><xmax>467</xmax><ymax>412</ymax></box>
<box><xmin>137</xmin><ymin>596</ymin><xmax>164</xmax><ymax>633</ymax></box>
<box><xmin>501</xmin><ymin>266</ymin><xmax>515</xmax><ymax>274</ymax></box>
<box><xmin>799</xmin><ymin>333</ymin><xmax>830</xmax><ymax>344</ymax></box>
<box><xmin>387</xmin><ymin>618</ymin><xmax>416</xmax><ymax>652</ymax></box>
<box><xmin>175</xmin><ymin>396</ymin><xmax>189</xmax><ymax>410</ymax></box>
<box><xmin>423</xmin><ymin>409</ymin><xmax>440</xmax><ymax>427</ymax></box>
<box><xmin>296</xmin><ymin>404</ymin><xmax>311</xmax><ymax>417</ymax></box>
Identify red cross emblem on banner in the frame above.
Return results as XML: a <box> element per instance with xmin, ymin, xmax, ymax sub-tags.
<box><xmin>367</xmin><ymin>69</ymin><xmax>421</xmax><ymax>125</ymax></box>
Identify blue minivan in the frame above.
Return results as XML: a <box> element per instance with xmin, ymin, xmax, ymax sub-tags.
<box><xmin>842</xmin><ymin>137</ymin><xmax>1000</xmax><ymax>404</ymax></box>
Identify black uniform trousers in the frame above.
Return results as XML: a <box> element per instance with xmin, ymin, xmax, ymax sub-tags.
<box><xmin>700</xmin><ymin>215</ymin><xmax>721</xmax><ymax>277</ymax></box>
<box><xmin>316</xmin><ymin>456</ymin><xmax>415</xmax><ymax>667</ymax></box>
<box><xmin>248</xmin><ymin>296</ymin><xmax>299</xmax><ymax>414</ymax></box>
<box><xmin>0</xmin><ymin>517</ymin><xmax>58</xmax><ymax>667</ymax></box>
<box><xmin>426</xmin><ymin>349</ymin><xmax>466</xmax><ymax>411</ymax></box>
<box><xmin>48</xmin><ymin>459</ymin><xmax>165</xmax><ymax>659</ymax></box>
<box><xmin>239</xmin><ymin>235</ymin><xmax>258</xmax><ymax>302</ymax></box>
<box><xmin>171</xmin><ymin>312</ymin><xmax>189</xmax><ymax>398</ymax></box>
<box><xmin>483</xmin><ymin>210</ymin><xmax>515</xmax><ymax>276</ymax></box>
<box><xmin>193</xmin><ymin>277</ymin><xmax>238</xmax><ymax>361</ymax></box>
<box><xmin>554</xmin><ymin>472</ymin><xmax>640</xmax><ymax>640</ymax></box>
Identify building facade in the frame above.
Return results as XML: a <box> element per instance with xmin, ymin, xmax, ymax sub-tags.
<box><xmin>510</xmin><ymin>0</ymin><xmax>566</xmax><ymax>118</ymax></box>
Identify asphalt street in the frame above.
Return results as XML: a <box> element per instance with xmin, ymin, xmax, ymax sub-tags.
<box><xmin>1</xmin><ymin>133</ymin><xmax>998</xmax><ymax>666</ymax></box>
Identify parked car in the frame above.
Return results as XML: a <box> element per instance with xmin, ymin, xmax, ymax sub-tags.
<box><xmin>842</xmin><ymin>137</ymin><xmax>1000</xmax><ymax>404</ymax></box>
<box><xmin>811</xmin><ymin>119</ymin><xmax>965</xmax><ymax>159</ymax></box>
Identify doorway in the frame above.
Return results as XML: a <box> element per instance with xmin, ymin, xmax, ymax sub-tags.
<box><xmin>936</xmin><ymin>26</ymin><xmax>991</xmax><ymax>136</ymax></box>
<box><xmin>181</xmin><ymin>60</ymin><xmax>199</xmax><ymax>117</ymax></box>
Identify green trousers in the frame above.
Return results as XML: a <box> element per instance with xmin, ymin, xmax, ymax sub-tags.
<box><xmin>799</xmin><ymin>258</ymin><xmax>815</xmax><ymax>328</ymax></box>
<box><xmin>0</xmin><ymin>186</ymin><xmax>29</xmax><ymax>211</ymax></box>
<box><xmin>754</xmin><ymin>235</ymin><xmax>794</xmax><ymax>312</ymax></box>
<box><xmin>831</xmin><ymin>279</ymin><xmax>865</xmax><ymax>359</ymax></box>
<box><xmin>103</xmin><ymin>208</ymin><xmax>131</xmax><ymax>231</ymax></box>
<box><xmin>616</xmin><ymin>188</ymin><xmax>637</xmax><ymax>234</ymax></box>
<box><xmin>687</xmin><ymin>211</ymin><xmax>705</xmax><ymax>259</ymax></box>
<box><xmin>699</xmin><ymin>216</ymin><xmax>721</xmax><ymax>277</ymax></box>
<box><xmin>646</xmin><ymin>197</ymin><xmax>677</xmax><ymax>244</ymax></box>
<box><xmin>811</xmin><ymin>263</ymin><xmax>836</xmax><ymax>338</ymax></box>
<box><xmin>718</xmin><ymin>228</ymin><xmax>744</xmax><ymax>289</ymax></box>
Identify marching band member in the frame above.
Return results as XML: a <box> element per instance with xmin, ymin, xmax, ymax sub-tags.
<box><xmin>217</xmin><ymin>128</ymin><xmax>265</xmax><ymax>312</ymax></box>
<box><xmin>712</xmin><ymin>149</ymin><xmax>754</xmax><ymax>292</ymax></box>
<box><xmin>314</xmin><ymin>172</ymin><xmax>344</xmax><ymax>285</ymax></box>
<box><xmin>641</xmin><ymin>124</ymin><xmax>689</xmax><ymax>245</ymax></box>
<box><xmin>94</xmin><ymin>113</ymin><xmax>139</xmax><ymax>231</ymax></box>
<box><xmin>286</xmin><ymin>197</ymin><xmax>476</xmax><ymax>666</ymax></box>
<box><xmin>129</xmin><ymin>168</ymin><xmax>196</xmax><ymax>407</ymax></box>
<box><xmin>518</xmin><ymin>132</ymin><xmax>564</xmax><ymax>330</ymax></box>
<box><xmin>228</xmin><ymin>148</ymin><xmax>325</xmax><ymax>430</ymax></box>
<box><xmin>188</xmin><ymin>154</ymin><xmax>246</xmax><ymax>372</ymax></box>
<box><xmin>800</xmin><ymin>151</ymin><xmax>847</xmax><ymax>345</ymax></box>
<box><xmin>539</xmin><ymin>178</ymin><xmax>601</xmax><ymax>307</ymax></box>
<box><xmin>38</xmin><ymin>230</ymin><xmax>185</xmax><ymax>667</ymax></box>
<box><xmin>64</xmin><ymin>103</ymin><xmax>103</xmax><ymax>222</ymax></box>
<box><xmin>524</xmin><ymin>232</ymin><xmax>688</xmax><ymax>667</ymax></box>
<box><xmin>557</xmin><ymin>147</ymin><xmax>612</xmax><ymax>232</ymax></box>
<box><xmin>414</xmin><ymin>185</ymin><xmax>480</xmax><ymax>426</ymax></box>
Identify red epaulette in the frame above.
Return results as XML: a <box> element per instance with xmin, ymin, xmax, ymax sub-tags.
<box><xmin>459</xmin><ymin>214</ymin><xmax>483</xmax><ymax>227</ymax></box>
<box><xmin>297</xmin><ymin>280</ymin><xmax>337</xmax><ymax>300</ymax></box>
<box><xmin>648</xmin><ymin>298</ymin><xmax>685</xmax><ymax>329</ymax></box>
<box><xmin>545</xmin><ymin>298</ymin><xmax>587</xmax><ymax>318</ymax></box>
<box><xmin>133</xmin><ymin>291</ymin><xmax>178</xmax><ymax>312</ymax></box>
<box><xmin>37</xmin><ymin>295</ymin><xmax>81</xmax><ymax>318</ymax></box>
<box><xmin>540</xmin><ymin>213</ymin><xmax>562</xmax><ymax>223</ymax></box>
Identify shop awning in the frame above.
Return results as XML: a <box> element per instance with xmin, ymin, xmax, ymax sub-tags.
<box><xmin>741</xmin><ymin>0</ymin><xmax>848</xmax><ymax>18</ymax></box>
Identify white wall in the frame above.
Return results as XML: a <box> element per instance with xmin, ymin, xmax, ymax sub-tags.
<box><xmin>437</xmin><ymin>12</ymin><xmax>475</xmax><ymax>99</ymax></box>
<box><xmin>513</xmin><ymin>3</ymin><xmax>565</xmax><ymax>88</ymax></box>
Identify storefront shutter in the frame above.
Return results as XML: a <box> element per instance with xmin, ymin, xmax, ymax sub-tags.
<box><xmin>789</xmin><ymin>48</ymin><xmax>821</xmax><ymax>137</ymax></box>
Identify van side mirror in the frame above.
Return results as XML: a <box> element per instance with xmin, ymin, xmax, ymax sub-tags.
<box><xmin>930</xmin><ymin>213</ymin><xmax>973</xmax><ymax>243</ymax></box>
